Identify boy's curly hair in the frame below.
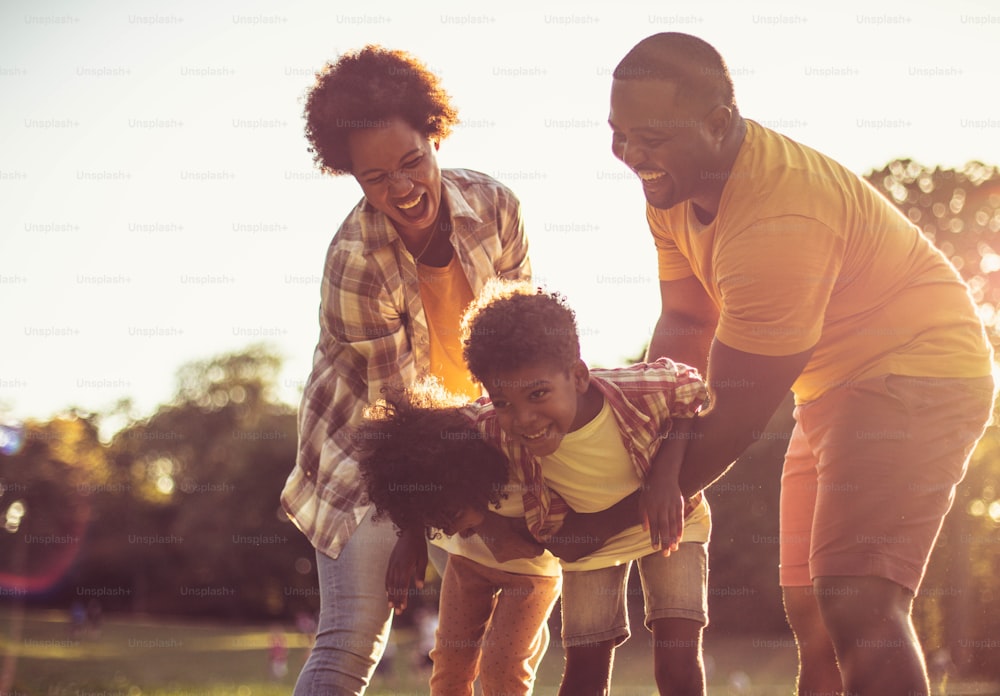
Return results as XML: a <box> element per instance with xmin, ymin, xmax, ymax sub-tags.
<box><xmin>357</xmin><ymin>394</ymin><xmax>508</xmax><ymax>539</ymax></box>
<box><xmin>303</xmin><ymin>45</ymin><xmax>459</xmax><ymax>176</ymax></box>
<box><xmin>461</xmin><ymin>278</ymin><xmax>581</xmax><ymax>384</ymax></box>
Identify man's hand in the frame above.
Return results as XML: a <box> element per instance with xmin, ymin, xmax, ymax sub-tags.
<box><xmin>385</xmin><ymin>528</ymin><xmax>427</xmax><ymax>614</ymax></box>
<box><xmin>639</xmin><ymin>468</ymin><xmax>684</xmax><ymax>556</ymax></box>
<box><xmin>473</xmin><ymin>511</ymin><xmax>545</xmax><ymax>563</ymax></box>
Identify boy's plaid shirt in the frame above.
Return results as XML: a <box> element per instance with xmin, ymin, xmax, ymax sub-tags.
<box><xmin>460</xmin><ymin>359</ymin><xmax>708</xmax><ymax>541</ymax></box>
<box><xmin>281</xmin><ymin>169</ymin><xmax>530</xmax><ymax>558</ymax></box>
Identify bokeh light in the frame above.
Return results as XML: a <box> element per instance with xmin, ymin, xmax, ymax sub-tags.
<box><xmin>0</xmin><ymin>422</ymin><xmax>25</xmax><ymax>456</ymax></box>
<box><xmin>4</xmin><ymin>500</ymin><xmax>26</xmax><ymax>533</ymax></box>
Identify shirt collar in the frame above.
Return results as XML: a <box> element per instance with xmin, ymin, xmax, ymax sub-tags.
<box><xmin>588</xmin><ymin>373</ymin><xmax>652</xmax><ymax>437</ymax></box>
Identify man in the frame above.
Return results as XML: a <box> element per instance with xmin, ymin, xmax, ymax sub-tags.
<box><xmin>608</xmin><ymin>32</ymin><xmax>995</xmax><ymax>696</ymax></box>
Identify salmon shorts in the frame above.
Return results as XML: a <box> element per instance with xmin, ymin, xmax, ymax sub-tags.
<box><xmin>779</xmin><ymin>374</ymin><xmax>995</xmax><ymax>594</ymax></box>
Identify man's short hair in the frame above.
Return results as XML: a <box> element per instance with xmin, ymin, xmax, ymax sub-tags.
<box><xmin>614</xmin><ymin>32</ymin><xmax>736</xmax><ymax>111</ymax></box>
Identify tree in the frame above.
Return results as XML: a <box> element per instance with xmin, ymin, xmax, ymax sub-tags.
<box><xmin>865</xmin><ymin>161</ymin><xmax>1000</xmax><ymax>679</ymax></box>
<box><xmin>865</xmin><ymin>160</ymin><xmax>1000</xmax><ymax>347</ymax></box>
<box><xmin>75</xmin><ymin>343</ymin><xmax>316</xmax><ymax>620</ymax></box>
<box><xmin>0</xmin><ymin>414</ymin><xmax>106</xmax><ymax>596</ymax></box>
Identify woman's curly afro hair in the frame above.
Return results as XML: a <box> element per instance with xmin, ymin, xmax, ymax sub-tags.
<box><xmin>303</xmin><ymin>45</ymin><xmax>459</xmax><ymax>176</ymax></box>
<box><xmin>357</xmin><ymin>394</ymin><xmax>509</xmax><ymax>539</ymax></box>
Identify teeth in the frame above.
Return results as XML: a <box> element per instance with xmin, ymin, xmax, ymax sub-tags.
<box><xmin>523</xmin><ymin>427</ymin><xmax>548</xmax><ymax>441</ymax></box>
<box><xmin>397</xmin><ymin>194</ymin><xmax>422</xmax><ymax>210</ymax></box>
<box><xmin>637</xmin><ymin>171</ymin><xmax>666</xmax><ymax>181</ymax></box>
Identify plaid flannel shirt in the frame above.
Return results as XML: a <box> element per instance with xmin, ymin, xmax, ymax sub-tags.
<box><xmin>460</xmin><ymin>359</ymin><xmax>708</xmax><ymax>541</ymax></box>
<box><xmin>281</xmin><ymin>168</ymin><xmax>530</xmax><ymax>558</ymax></box>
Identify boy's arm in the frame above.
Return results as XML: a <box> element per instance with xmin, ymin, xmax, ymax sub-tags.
<box><xmin>543</xmin><ymin>488</ymin><xmax>644</xmax><ymax>562</ymax></box>
<box><xmin>473</xmin><ymin>490</ymin><xmax>644</xmax><ymax>564</ymax></box>
<box><xmin>640</xmin><ymin>417</ymin><xmax>693</xmax><ymax>555</ymax></box>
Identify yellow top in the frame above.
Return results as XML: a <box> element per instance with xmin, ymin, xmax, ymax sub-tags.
<box><xmin>649</xmin><ymin>120</ymin><xmax>993</xmax><ymax>403</ymax></box>
<box><xmin>542</xmin><ymin>399</ymin><xmax>710</xmax><ymax>572</ymax></box>
<box><xmin>417</xmin><ymin>254</ymin><xmax>480</xmax><ymax>401</ymax></box>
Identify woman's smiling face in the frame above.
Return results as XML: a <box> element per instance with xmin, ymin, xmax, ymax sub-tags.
<box><xmin>346</xmin><ymin>117</ymin><xmax>443</xmax><ymax>240</ymax></box>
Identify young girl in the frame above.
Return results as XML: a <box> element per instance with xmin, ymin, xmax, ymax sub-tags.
<box><xmin>358</xmin><ymin>394</ymin><xmax>561</xmax><ymax>696</ymax></box>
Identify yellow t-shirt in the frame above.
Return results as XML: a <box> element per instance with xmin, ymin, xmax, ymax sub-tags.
<box><xmin>417</xmin><ymin>254</ymin><xmax>480</xmax><ymax>401</ymax></box>
<box><xmin>541</xmin><ymin>399</ymin><xmax>710</xmax><ymax>572</ymax></box>
<box><xmin>649</xmin><ymin>120</ymin><xmax>993</xmax><ymax>403</ymax></box>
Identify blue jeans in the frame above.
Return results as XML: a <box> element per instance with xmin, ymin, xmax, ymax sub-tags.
<box><xmin>293</xmin><ymin>507</ymin><xmax>448</xmax><ymax>695</ymax></box>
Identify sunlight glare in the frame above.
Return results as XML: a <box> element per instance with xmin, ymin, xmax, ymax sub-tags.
<box><xmin>155</xmin><ymin>475</ymin><xmax>175</xmax><ymax>495</ymax></box>
<box><xmin>982</xmin><ymin>254</ymin><xmax>1000</xmax><ymax>274</ymax></box>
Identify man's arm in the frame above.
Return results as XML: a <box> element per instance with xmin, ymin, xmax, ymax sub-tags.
<box><xmin>645</xmin><ymin>277</ymin><xmax>719</xmax><ymax>374</ymax></box>
<box><xmin>645</xmin><ymin>277</ymin><xmax>811</xmax><ymax>496</ymax></box>
<box><xmin>678</xmin><ymin>339</ymin><xmax>812</xmax><ymax>496</ymax></box>
<box><xmin>494</xmin><ymin>184</ymin><xmax>532</xmax><ymax>282</ymax></box>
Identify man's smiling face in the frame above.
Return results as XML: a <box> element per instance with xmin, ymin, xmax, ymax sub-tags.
<box><xmin>609</xmin><ymin>78</ymin><xmax>718</xmax><ymax>212</ymax></box>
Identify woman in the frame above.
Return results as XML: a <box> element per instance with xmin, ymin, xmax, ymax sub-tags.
<box><xmin>281</xmin><ymin>45</ymin><xmax>556</xmax><ymax>695</ymax></box>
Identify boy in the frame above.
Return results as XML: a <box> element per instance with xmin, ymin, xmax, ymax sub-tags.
<box><xmin>459</xmin><ymin>279</ymin><xmax>711</xmax><ymax>696</ymax></box>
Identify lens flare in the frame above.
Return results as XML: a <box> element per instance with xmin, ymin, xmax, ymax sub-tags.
<box><xmin>0</xmin><ymin>423</ymin><xmax>25</xmax><ymax>456</ymax></box>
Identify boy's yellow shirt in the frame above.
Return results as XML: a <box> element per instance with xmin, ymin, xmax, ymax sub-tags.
<box><xmin>541</xmin><ymin>398</ymin><xmax>710</xmax><ymax>572</ymax></box>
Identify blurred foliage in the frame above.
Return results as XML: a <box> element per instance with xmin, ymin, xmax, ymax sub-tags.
<box><xmin>866</xmin><ymin>161</ymin><xmax>1000</xmax><ymax>678</ymax></box>
<box><xmin>0</xmin><ymin>416</ymin><xmax>105</xmax><ymax>593</ymax></box>
<box><xmin>869</xmin><ymin>159</ymin><xmax>1000</xmax><ymax>346</ymax></box>
<box><xmin>698</xmin><ymin>395</ymin><xmax>794</xmax><ymax>635</ymax></box>
<box><xmin>0</xmin><ymin>344</ymin><xmax>318</xmax><ymax>622</ymax></box>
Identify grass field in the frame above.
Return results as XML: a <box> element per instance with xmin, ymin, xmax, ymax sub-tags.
<box><xmin>2</xmin><ymin>608</ymin><xmax>997</xmax><ymax>695</ymax></box>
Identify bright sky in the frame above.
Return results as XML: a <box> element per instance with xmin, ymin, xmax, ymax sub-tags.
<box><xmin>1</xmin><ymin>0</ymin><xmax>998</xmax><ymax>433</ymax></box>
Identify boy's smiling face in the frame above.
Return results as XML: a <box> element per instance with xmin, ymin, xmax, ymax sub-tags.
<box><xmin>483</xmin><ymin>360</ymin><xmax>592</xmax><ymax>458</ymax></box>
